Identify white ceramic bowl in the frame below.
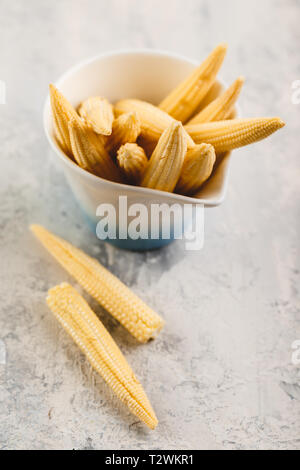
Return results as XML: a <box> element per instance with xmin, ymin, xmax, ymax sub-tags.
<box><xmin>43</xmin><ymin>50</ymin><xmax>234</xmax><ymax>250</ymax></box>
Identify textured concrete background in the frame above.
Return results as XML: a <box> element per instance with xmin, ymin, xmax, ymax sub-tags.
<box><xmin>0</xmin><ymin>0</ymin><xmax>299</xmax><ymax>450</ymax></box>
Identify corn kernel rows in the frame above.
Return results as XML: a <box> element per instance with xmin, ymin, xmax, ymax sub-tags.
<box><xmin>31</xmin><ymin>225</ymin><xmax>164</xmax><ymax>343</ymax></box>
<box><xmin>49</xmin><ymin>43</ymin><xmax>285</xmax><ymax>198</ymax></box>
<box><xmin>47</xmin><ymin>283</ymin><xmax>158</xmax><ymax>429</ymax></box>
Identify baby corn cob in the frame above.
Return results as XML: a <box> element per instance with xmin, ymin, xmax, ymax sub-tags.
<box><xmin>196</xmin><ymin>80</ymin><xmax>223</xmax><ymax>111</ymax></box>
<box><xmin>47</xmin><ymin>283</ymin><xmax>158</xmax><ymax>429</ymax></box>
<box><xmin>31</xmin><ymin>225</ymin><xmax>164</xmax><ymax>343</ymax></box>
<box><xmin>187</xmin><ymin>76</ymin><xmax>244</xmax><ymax>125</ymax></box>
<box><xmin>185</xmin><ymin>117</ymin><xmax>285</xmax><ymax>153</ymax></box>
<box><xmin>78</xmin><ymin>96</ymin><xmax>114</xmax><ymax>136</ymax></box>
<box><xmin>117</xmin><ymin>143</ymin><xmax>148</xmax><ymax>184</ymax></box>
<box><xmin>141</xmin><ymin>122</ymin><xmax>187</xmax><ymax>192</ymax></box>
<box><xmin>158</xmin><ymin>43</ymin><xmax>227</xmax><ymax>123</ymax></box>
<box><xmin>114</xmin><ymin>99</ymin><xmax>195</xmax><ymax>150</ymax></box>
<box><xmin>176</xmin><ymin>144</ymin><xmax>216</xmax><ymax>195</ymax></box>
<box><xmin>68</xmin><ymin>117</ymin><xmax>123</xmax><ymax>183</ymax></box>
<box><xmin>49</xmin><ymin>84</ymin><xmax>79</xmax><ymax>156</ymax></box>
<box><xmin>106</xmin><ymin>112</ymin><xmax>141</xmax><ymax>154</ymax></box>
<box><xmin>226</xmin><ymin>109</ymin><xmax>237</xmax><ymax>120</ymax></box>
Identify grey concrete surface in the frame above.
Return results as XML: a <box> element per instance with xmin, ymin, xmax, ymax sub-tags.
<box><xmin>0</xmin><ymin>0</ymin><xmax>299</xmax><ymax>450</ymax></box>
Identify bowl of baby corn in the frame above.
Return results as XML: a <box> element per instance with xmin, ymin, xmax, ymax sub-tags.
<box><xmin>44</xmin><ymin>46</ymin><xmax>285</xmax><ymax>250</ymax></box>
<box><xmin>37</xmin><ymin>45</ymin><xmax>286</xmax><ymax>430</ymax></box>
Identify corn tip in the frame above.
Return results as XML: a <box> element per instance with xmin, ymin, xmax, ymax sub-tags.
<box><xmin>275</xmin><ymin>117</ymin><xmax>286</xmax><ymax>128</ymax></box>
<box><xmin>217</xmin><ymin>42</ymin><xmax>228</xmax><ymax>53</ymax></box>
<box><xmin>30</xmin><ymin>223</ymin><xmax>44</xmax><ymax>235</ymax></box>
<box><xmin>149</xmin><ymin>417</ymin><xmax>159</xmax><ymax>430</ymax></box>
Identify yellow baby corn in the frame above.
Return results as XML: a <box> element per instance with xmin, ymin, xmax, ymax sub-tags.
<box><xmin>187</xmin><ymin>76</ymin><xmax>244</xmax><ymax>125</ymax></box>
<box><xmin>78</xmin><ymin>96</ymin><xmax>114</xmax><ymax>136</ymax></box>
<box><xmin>226</xmin><ymin>109</ymin><xmax>237</xmax><ymax>120</ymax></box>
<box><xmin>117</xmin><ymin>143</ymin><xmax>148</xmax><ymax>184</ymax></box>
<box><xmin>158</xmin><ymin>43</ymin><xmax>227</xmax><ymax>123</ymax></box>
<box><xmin>114</xmin><ymin>99</ymin><xmax>195</xmax><ymax>150</ymax></box>
<box><xmin>176</xmin><ymin>144</ymin><xmax>216</xmax><ymax>195</ymax></box>
<box><xmin>141</xmin><ymin>121</ymin><xmax>187</xmax><ymax>192</ymax></box>
<box><xmin>31</xmin><ymin>225</ymin><xmax>164</xmax><ymax>343</ymax></box>
<box><xmin>68</xmin><ymin>117</ymin><xmax>123</xmax><ymax>183</ymax></box>
<box><xmin>47</xmin><ymin>283</ymin><xmax>158</xmax><ymax>429</ymax></box>
<box><xmin>106</xmin><ymin>112</ymin><xmax>141</xmax><ymax>154</ymax></box>
<box><xmin>185</xmin><ymin>117</ymin><xmax>285</xmax><ymax>153</ymax></box>
<box><xmin>196</xmin><ymin>80</ymin><xmax>223</xmax><ymax>111</ymax></box>
<box><xmin>52</xmin><ymin>112</ymin><xmax>68</xmax><ymax>155</ymax></box>
<box><xmin>49</xmin><ymin>84</ymin><xmax>79</xmax><ymax>156</ymax></box>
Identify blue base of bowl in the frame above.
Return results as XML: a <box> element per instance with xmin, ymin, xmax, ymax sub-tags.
<box><xmin>104</xmin><ymin>236</ymin><xmax>175</xmax><ymax>251</ymax></box>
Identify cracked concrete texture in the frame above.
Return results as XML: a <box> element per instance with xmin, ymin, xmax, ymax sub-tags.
<box><xmin>0</xmin><ymin>0</ymin><xmax>299</xmax><ymax>450</ymax></box>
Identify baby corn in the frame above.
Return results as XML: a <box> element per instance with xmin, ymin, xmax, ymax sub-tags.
<box><xmin>106</xmin><ymin>112</ymin><xmax>141</xmax><ymax>154</ymax></box>
<box><xmin>49</xmin><ymin>84</ymin><xmax>79</xmax><ymax>156</ymax></box>
<box><xmin>185</xmin><ymin>117</ymin><xmax>285</xmax><ymax>153</ymax></box>
<box><xmin>47</xmin><ymin>283</ymin><xmax>158</xmax><ymax>429</ymax></box>
<box><xmin>196</xmin><ymin>80</ymin><xmax>223</xmax><ymax>111</ymax></box>
<box><xmin>176</xmin><ymin>144</ymin><xmax>216</xmax><ymax>195</ymax></box>
<box><xmin>78</xmin><ymin>96</ymin><xmax>114</xmax><ymax>136</ymax></box>
<box><xmin>68</xmin><ymin>117</ymin><xmax>123</xmax><ymax>183</ymax></box>
<box><xmin>31</xmin><ymin>225</ymin><xmax>164</xmax><ymax>343</ymax></box>
<box><xmin>187</xmin><ymin>76</ymin><xmax>244</xmax><ymax>125</ymax></box>
<box><xmin>158</xmin><ymin>43</ymin><xmax>227</xmax><ymax>123</ymax></box>
<box><xmin>141</xmin><ymin>122</ymin><xmax>187</xmax><ymax>192</ymax></box>
<box><xmin>114</xmin><ymin>99</ymin><xmax>195</xmax><ymax>150</ymax></box>
<box><xmin>117</xmin><ymin>143</ymin><xmax>148</xmax><ymax>184</ymax></box>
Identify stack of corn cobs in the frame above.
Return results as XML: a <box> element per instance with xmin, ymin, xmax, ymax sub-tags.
<box><xmin>50</xmin><ymin>43</ymin><xmax>285</xmax><ymax>196</ymax></box>
<box><xmin>31</xmin><ymin>224</ymin><xmax>164</xmax><ymax>429</ymax></box>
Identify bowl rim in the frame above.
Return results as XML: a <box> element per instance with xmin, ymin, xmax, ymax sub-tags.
<box><xmin>43</xmin><ymin>48</ymin><xmax>234</xmax><ymax>206</ymax></box>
